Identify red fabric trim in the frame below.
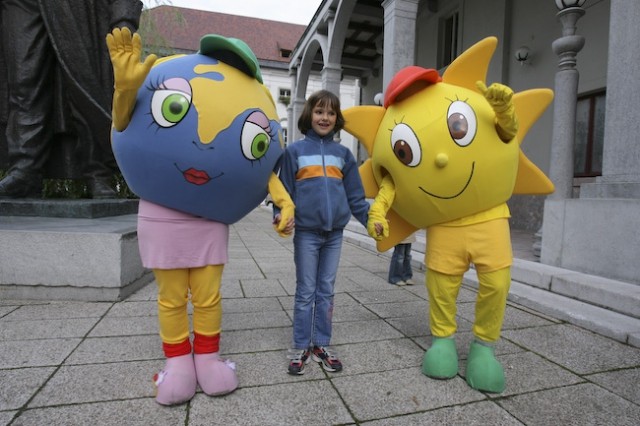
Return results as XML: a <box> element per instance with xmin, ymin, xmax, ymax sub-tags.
<box><xmin>193</xmin><ymin>332</ymin><xmax>220</xmax><ymax>354</ymax></box>
<box><xmin>162</xmin><ymin>338</ymin><xmax>192</xmax><ymax>358</ymax></box>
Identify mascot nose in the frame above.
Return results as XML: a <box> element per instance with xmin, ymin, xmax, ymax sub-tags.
<box><xmin>435</xmin><ymin>153</ymin><xmax>448</xmax><ymax>168</ymax></box>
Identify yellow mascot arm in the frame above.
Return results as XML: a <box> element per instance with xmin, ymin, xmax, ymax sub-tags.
<box><xmin>366</xmin><ymin>174</ymin><xmax>394</xmax><ymax>241</ymax></box>
<box><xmin>268</xmin><ymin>173</ymin><xmax>295</xmax><ymax>237</ymax></box>
<box><xmin>106</xmin><ymin>27</ymin><xmax>157</xmax><ymax>131</ymax></box>
<box><xmin>476</xmin><ymin>81</ymin><xmax>518</xmax><ymax>142</ymax></box>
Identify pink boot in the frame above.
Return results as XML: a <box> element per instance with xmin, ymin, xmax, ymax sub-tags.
<box><xmin>153</xmin><ymin>354</ymin><xmax>197</xmax><ymax>405</ymax></box>
<box><xmin>194</xmin><ymin>352</ymin><xmax>239</xmax><ymax>396</ymax></box>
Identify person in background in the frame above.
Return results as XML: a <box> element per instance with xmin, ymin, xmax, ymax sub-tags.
<box><xmin>388</xmin><ymin>233</ymin><xmax>416</xmax><ymax>286</ymax></box>
<box><xmin>273</xmin><ymin>90</ymin><xmax>386</xmax><ymax>375</ymax></box>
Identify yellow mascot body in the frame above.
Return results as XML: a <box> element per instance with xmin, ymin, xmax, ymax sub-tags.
<box><xmin>349</xmin><ymin>37</ymin><xmax>554</xmax><ymax>393</ymax></box>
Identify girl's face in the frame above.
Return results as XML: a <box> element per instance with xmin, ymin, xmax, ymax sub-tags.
<box><xmin>311</xmin><ymin>102</ymin><xmax>337</xmax><ymax>137</ymax></box>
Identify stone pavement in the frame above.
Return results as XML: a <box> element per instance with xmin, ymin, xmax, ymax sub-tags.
<box><xmin>1</xmin><ymin>206</ymin><xmax>640</xmax><ymax>425</ymax></box>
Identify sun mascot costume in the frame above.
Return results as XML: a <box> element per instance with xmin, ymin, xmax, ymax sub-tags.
<box><xmin>106</xmin><ymin>28</ymin><xmax>294</xmax><ymax>405</ymax></box>
<box><xmin>351</xmin><ymin>37</ymin><xmax>554</xmax><ymax>393</ymax></box>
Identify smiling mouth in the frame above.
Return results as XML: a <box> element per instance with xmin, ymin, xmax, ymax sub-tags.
<box><xmin>419</xmin><ymin>162</ymin><xmax>474</xmax><ymax>199</ymax></box>
<box><xmin>175</xmin><ymin>164</ymin><xmax>223</xmax><ymax>185</ymax></box>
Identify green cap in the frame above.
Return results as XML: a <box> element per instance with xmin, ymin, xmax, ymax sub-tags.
<box><xmin>199</xmin><ymin>34</ymin><xmax>263</xmax><ymax>84</ymax></box>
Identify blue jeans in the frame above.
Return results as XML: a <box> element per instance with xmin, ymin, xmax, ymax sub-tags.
<box><xmin>292</xmin><ymin>229</ymin><xmax>343</xmax><ymax>349</ymax></box>
<box><xmin>388</xmin><ymin>243</ymin><xmax>413</xmax><ymax>284</ymax></box>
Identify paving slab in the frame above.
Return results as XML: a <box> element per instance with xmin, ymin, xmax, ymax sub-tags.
<box><xmin>503</xmin><ymin>323</ymin><xmax>640</xmax><ymax>374</ymax></box>
<box><xmin>586</xmin><ymin>367</ymin><xmax>640</xmax><ymax>405</ymax></box>
<box><xmin>498</xmin><ymin>383</ymin><xmax>640</xmax><ymax>426</ymax></box>
<box><xmin>361</xmin><ymin>400</ymin><xmax>524</xmax><ymax>425</ymax></box>
<box><xmin>188</xmin><ymin>381</ymin><xmax>353</xmax><ymax>426</ymax></box>
<box><xmin>0</xmin><ymin>367</ymin><xmax>56</xmax><ymax>410</ymax></box>
<box><xmin>332</xmin><ymin>367</ymin><xmax>485</xmax><ymax>422</ymax></box>
<box><xmin>0</xmin><ymin>339</ymin><xmax>81</xmax><ymax>369</ymax></box>
<box><xmin>11</xmin><ymin>399</ymin><xmax>187</xmax><ymax>426</ymax></box>
<box><xmin>28</xmin><ymin>360</ymin><xmax>162</xmax><ymax>407</ymax></box>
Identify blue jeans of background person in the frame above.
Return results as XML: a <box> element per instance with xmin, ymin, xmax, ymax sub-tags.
<box><xmin>388</xmin><ymin>243</ymin><xmax>413</xmax><ymax>284</ymax></box>
<box><xmin>292</xmin><ymin>229</ymin><xmax>343</xmax><ymax>349</ymax></box>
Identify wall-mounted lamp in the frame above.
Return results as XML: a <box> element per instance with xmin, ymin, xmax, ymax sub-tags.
<box><xmin>555</xmin><ymin>0</ymin><xmax>586</xmax><ymax>10</ymax></box>
<box><xmin>514</xmin><ymin>46</ymin><xmax>531</xmax><ymax>65</ymax></box>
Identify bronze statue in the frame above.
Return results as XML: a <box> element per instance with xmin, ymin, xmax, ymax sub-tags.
<box><xmin>0</xmin><ymin>0</ymin><xmax>143</xmax><ymax>198</ymax></box>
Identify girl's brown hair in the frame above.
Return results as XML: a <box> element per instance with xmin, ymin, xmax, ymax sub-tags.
<box><xmin>297</xmin><ymin>90</ymin><xmax>345</xmax><ymax>135</ymax></box>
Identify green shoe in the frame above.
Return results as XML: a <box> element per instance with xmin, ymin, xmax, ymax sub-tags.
<box><xmin>422</xmin><ymin>337</ymin><xmax>458</xmax><ymax>379</ymax></box>
<box><xmin>465</xmin><ymin>341</ymin><xmax>505</xmax><ymax>393</ymax></box>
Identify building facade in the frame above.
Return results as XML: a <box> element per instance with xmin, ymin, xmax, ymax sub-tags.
<box><xmin>142</xmin><ymin>5</ymin><xmax>360</xmax><ymax>147</ymax></box>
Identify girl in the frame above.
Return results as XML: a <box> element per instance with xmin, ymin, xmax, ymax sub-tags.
<box><xmin>274</xmin><ymin>90</ymin><xmax>385</xmax><ymax>374</ymax></box>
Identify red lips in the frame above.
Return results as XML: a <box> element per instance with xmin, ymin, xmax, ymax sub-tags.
<box><xmin>183</xmin><ymin>168</ymin><xmax>211</xmax><ymax>185</ymax></box>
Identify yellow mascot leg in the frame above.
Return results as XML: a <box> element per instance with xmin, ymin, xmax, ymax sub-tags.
<box><xmin>465</xmin><ymin>267</ymin><xmax>511</xmax><ymax>393</ymax></box>
<box><xmin>155</xmin><ymin>268</ymin><xmax>191</xmax><ymax>348</ymax></box>
<box><xmin>473</xmin><ymin>267</ymin><xmax>511</xmax><ymax>342</ymax></box>
<box><xmin>189</xmin><ymin>264</ymin><xmax>238</xmax><ymax>396</ymax></box>
<box><xmin>153</xmin><ymin>268</ymin><xmax>197</xmax><ymax>405</ymax></box>
<box><xmin>422</xmin><ymin>269</ymin><xmax>462</xmax><ymax>379</ymax></box>
<box><xmin>190</xmin><ymin>265</ymin><xmax>223</xmax><ymax>342</ymax></box>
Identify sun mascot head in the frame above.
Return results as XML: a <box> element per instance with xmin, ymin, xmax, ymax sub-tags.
<box><xmin>110</xmin><ymin>32</ymin><xmax>284</xmax><ymax>224</ymax></box>
<box><xmin>345</xmin><ymin>37</ymin><xmax>554</xmax><ymax>251</ymax></box>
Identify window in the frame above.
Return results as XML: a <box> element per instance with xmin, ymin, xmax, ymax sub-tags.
<box><xmin>278</xmin><ymin>88</ymin><xmax>291</xmax><ymax>106</ymax></box>
<box><xmin>574</xmin><ymin>91</ymin><xmax>605</xmax><ymax>177</ymax></box>
<box><xmin>438</xmin><ymin>10</ymin><xmax>459</xmax><ymax>69</ymax></box>
<box><xmin>280</xmin><ymin>48</ymin><xmax>292</xmax><ymax>58</ymax></box>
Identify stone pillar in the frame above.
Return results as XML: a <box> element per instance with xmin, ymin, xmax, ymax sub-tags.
<box><xmin>548</xmin><ymin>6</ymin><xmax>585</xmax><ymax>200</ymax></box>
<box><xmin>291</xmin><ymin>97</ymin><xmax>306</xmax><ymax>143</ymax></box>
<box><xmin>287</xmin><ymin>69</ymin><xmax>297</xmax><ymax>145</ymax></box>
<box><xmin>381</xmin><ymin>0</ymin><xmax>419</xmax><ymax>90</ymax></box>
<box><xmin>321</xmin><ymin>63</ymin><xmax>342</xmax><ymax>97</ymax></box>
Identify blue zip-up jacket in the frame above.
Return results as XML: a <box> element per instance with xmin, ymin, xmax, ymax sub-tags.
<box><xmin>277</xmin><ymin>129</ymin><xmax>370</xmax><ymax>231</ymax></box>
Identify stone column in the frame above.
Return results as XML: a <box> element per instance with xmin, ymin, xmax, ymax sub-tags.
<box><xmin>321</xmin><ymin>63</ymin><xmax>342</xmax><ymax>97</ymax></box>
<box><xmin>289</xmin><ymin>63</ymin><xmax>309</xmax><ymax>143</ymax></box>
<box><xmin>548</xmin><ymin>6</ymin><xmax>585</xmax><ymax>200</ymax></box>
<box><xmin>541</xmin><ymin>4</ymin><xmax>586</xmax><ymax>266</ymax></box>
<box><xmin>381</xmin><ymin>0</ymin><xmax>419</xmax><ymax>90</ymax></box>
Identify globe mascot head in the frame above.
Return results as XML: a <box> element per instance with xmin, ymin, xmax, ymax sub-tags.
<box><xmin>111</xmin><ymin>34</ymin><xmax>284</xmax><ymax>224</ymax></box>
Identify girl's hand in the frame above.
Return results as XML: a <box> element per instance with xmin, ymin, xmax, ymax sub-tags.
<box><xmin>273</xmin><ymin>213</ymin><xmax>294</xmax><ymax>236</ymax></box>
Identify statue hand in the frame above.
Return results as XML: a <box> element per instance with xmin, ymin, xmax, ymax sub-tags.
<box><xmin>106</xmin><ymin>27</ymin><xmax>157</xmax><ymax>92</ymax></box>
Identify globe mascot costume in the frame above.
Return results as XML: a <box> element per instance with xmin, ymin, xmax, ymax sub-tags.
<box><xmin>105</xmin><ymin>28</ymin><xmax>294</xmax><ymax>405</ymax></box>
<box><xmin>355</xmin><ymin>37</ymin><xmax>554</xmax><ymax>393</ymax></box>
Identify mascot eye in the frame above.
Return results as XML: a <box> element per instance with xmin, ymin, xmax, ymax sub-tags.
<box><xmin>151</xmin><ymin>90</ymin><xmax>192</xmax><ymax>128</ymax></box>
<box><xmin>390</xmin><ymin>123</ymin><xmax>421</xmax><ymax>167</ymax></box>
<box><xmin>447</xmin><ymin>101</ymin><xmax>477</xmax><ymax>147</ymax></box>
<box><xmin>241</xmin><ymin>122</ymin><xmax>271</xmax><ymax>160</ymax></box>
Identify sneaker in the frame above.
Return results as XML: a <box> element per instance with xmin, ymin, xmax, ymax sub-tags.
<box><xmin>390</xmin><ymin>281</ymin><xmax>406</xmax><ymax>286</ymax></box>
<box><xmin>404</xmin><ymin>278</ymin><xmax>416</xmax><ymax>285</ymax></box>
<box><xmin>287</xmin><ymin>348</ymin><xmax>311</xmax><ymax>375</ymax></box>
<box><xmin>311</xmin><ymin>346</ymin><xmax>343</xmax><ymax>372</ymax></box>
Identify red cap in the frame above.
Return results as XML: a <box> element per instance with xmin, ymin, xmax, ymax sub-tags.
<box><xmin>384</xmin><ymin>66</ymin><xmax>441</xmax><ymax>108</ymax></box>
